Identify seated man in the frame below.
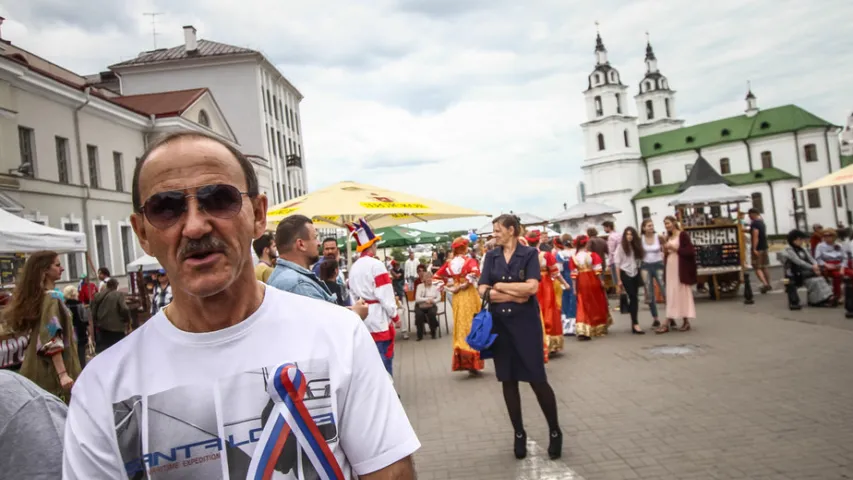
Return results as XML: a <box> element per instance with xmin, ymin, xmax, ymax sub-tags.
<box><xmin>414</xmin><ymin>271</ymin><xmax>441</xmax><ymax>340</ymax></box>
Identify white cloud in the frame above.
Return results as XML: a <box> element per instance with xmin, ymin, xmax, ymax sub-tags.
<box><xmin>3</xmin><ymin>0</ymin><xmax>852</xmax><ymax>233</ymax></box>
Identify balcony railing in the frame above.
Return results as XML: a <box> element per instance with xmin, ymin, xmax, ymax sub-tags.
<box><xmin>286</xmin><ymin>154</ymin><xmax>302</xmax><ymax>168</ymax></box>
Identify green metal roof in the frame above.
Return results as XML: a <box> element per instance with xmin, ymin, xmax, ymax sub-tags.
<box><xmin>632</xmin><ymin>167</ymin><xmax>798</xmax><ymax>200</ymax></box>
<box><xmin>842</xmin><ymin>155</ymin><xmax>853</xmax><ymax>168</ymax></box>
<box><xmin>639</xmin><ymin>105</ymin><xmax>836</xmax><ymax>159</ymax></box>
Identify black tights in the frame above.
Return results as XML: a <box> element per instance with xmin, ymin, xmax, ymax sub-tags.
<box><xmin>501</xmin><ymin>380</ymin><xmax>560</xmax><ymax>433</ymax></box>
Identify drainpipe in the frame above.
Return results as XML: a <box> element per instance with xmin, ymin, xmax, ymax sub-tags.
<box><xmin>793</xmin><ymin>131</ymin><xmax>808</xmax><ymax>229</ymax></box>
<box><xmin>641</xmin><ymin>156</ymin><xmax>650</xmax><ymax>188</ymax></box>
<box><xmin>767</xmin><ymin>181</ymin><xmax>779</xmax><ymax>235</ymax></box>
<box><xmin>73</xmin><ymin>87</ymin><xmax>92</xmax><ymax>273</ymax></box>
<box><xmin>630</xmin><ymin>198</ymin><xmax>639</xmax><ymax>228</ymax></box>
<box><xmin>824</xmin><ymin>126</ymin><xmax>840</xmax><ymax>226</ymax></box>
<box><xmin>742</xmin><ymin>139</ymin><xmax>753</xmax><ymax>172</ymax></box>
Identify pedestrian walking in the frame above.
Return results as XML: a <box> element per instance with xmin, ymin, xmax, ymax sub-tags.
<box><xmin>657</xmin><ymin>216</ymin><xmax>697</xmax><ymax>333</ymax></box>
<box><xmin>613</xmin><ymin>227</ymin><xmax>645</xmax><ymax>334</ymax></box>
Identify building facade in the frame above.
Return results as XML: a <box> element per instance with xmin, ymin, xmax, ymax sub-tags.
<box><xmin>0</xmin><ymin>36</ymin><xmax>250</xmax><ymax>285</ymax></box>
<box><xmin>109</xmin><ymin>26</ymin><xmax>306</xmax><ymax>206</ymax></box>
<box><xmin>580</xmin><ymin>32</ymin><xmax>846</xmax><ymax>235</ymax></box>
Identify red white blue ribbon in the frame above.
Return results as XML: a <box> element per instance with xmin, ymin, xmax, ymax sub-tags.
<box><xmin>247</xmin><ymin>363</ymin><xmax>344</xmax><ymax>480</ymax></box>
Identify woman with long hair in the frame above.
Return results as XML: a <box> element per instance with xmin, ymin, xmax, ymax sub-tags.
<box><xmin>555</xmin><ymin>234</ymin><xmax>577</xmax><ymax>336</ymax></box>
<box><xmin>434</xmin><ymin>237</ymin><xmax>485</xmax><ymax>374</ymax></box>
<box><xmin>657</xmin><ymin>216</ymin><xmax>697</xmax><ymax>333</ymax></box>
<box><xmin>639</xmin><ymin>218</ymin><xmax>672</xmax><ymax>329</ymax></box>
<box><xmin>3</xmin><ymin>251</ymin><xmax>81</xmax><ymax>401</ymax></box>
<box><xmin>614</xmin><ymin>227</ymin><xmax>646</xmax><ymax>334</ymax></box>
<box><xmin>479</xmin><ymin>214</ymin><xmax>562</xmax><ymax>460</ymax></box>
<box><xmin>526</xmin><ymin>230</ymin><xmax>570</xmax><ymax>353</ymax></box>
<box><xmin>570</xmin><ymin>235</ymin><xmax>612</xmax><ymax>340</ymax></box>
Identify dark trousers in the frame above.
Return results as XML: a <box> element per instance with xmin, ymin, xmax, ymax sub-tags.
<box><xmin>621</xmin><ymin>269</ymin><xmax>641</xmax><ymax>326</ymax></box>
<box><xmin>415</xmin><ymin>306</ymin><xmax>439</xmax><ymax>339</ymax></box>
<box><xmin>96</xmin><ymin>329</ymin><xmax>125</xmax><ymax>353</ymax></box>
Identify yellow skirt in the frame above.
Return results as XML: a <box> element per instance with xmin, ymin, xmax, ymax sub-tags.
<box><xmin>451</xmin><ymin>286</ymin><xmax>485</xmax><ymax>372</ymax></box>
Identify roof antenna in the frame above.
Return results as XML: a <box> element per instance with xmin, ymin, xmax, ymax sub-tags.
<box><xmin>143</xmin><ymin>12</ymin><xmax>163</xmax><ymax>49</ymax></box>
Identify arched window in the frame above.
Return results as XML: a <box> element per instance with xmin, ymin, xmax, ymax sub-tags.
<box><xmin>610</xmin><ymin>71</ymin><xmax>616</xmax><ymax>82</ymax></box>
<box><xmin>804</xmin><ymin>144</ymin><xmax>818</xmax><ymax>162</ymax></box>
<box><xmin>719</xmin><ymin>157</ymin><xmax>731</xmax><ymax>174</ymax></box>
<box><xmin>597</xmin><ymin>133</ymin><xmax>605</xmax><ymax>151</ymax></box>
<box><xmin>751</xmin><ymin>192</ymin><xmax>764</xmax><ymax>214</ymax></box>
<box><xmin>645</xmin><ymin>100</ymin><xmax>654</xmax><ymax>120</ymax></box>
<box><xmin>652</xmin><ymin>169</ymin><xmax>662</xmax><ymax>185</ymax></box>
<box><xmin>641</xmin><ymin>207</ymin><xmax>651</xmax><ymax>219</ymax></box>
<box><xmin>664</xmin><ymin>98</ymin><xmax>671</xmax><ymax>117</ymax></box>
<box><xmin>197</xmin><ymin>109</ymin><xmax>211</xmax><ymax>128</ymax></box>
<box><xmin>594</xmin><ymin>96</ymin><xmax>603</xmax><ymax>116</ymax></box>
<box><xmin>594</xmin><ymin>73</ymin><xmax>601</xmax><ymax>84</ymax></box>
<box><xmin>661</xmin><ymin>79</ymin><xmax>668</xmax><ymax>89</ymax></box>
<box><xmin>623</xmin><ymin>129</ymin><xmax>630</xmax><ymax>147</ymax></box>
<box><xmin>761</xmin><ymin>151</ymin><xmax>773</xmax><ymax>169</ymax></box>
<box><xmin>615</xmin><ymin>93</ymin><xmax>622</xmax><ymax>114</ymax></box>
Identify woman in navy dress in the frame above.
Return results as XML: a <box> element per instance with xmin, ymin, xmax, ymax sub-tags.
<box><xmin>479</xmin><ymin>214</ymin><xmax>562</xmax><ymax>460</ymax></box>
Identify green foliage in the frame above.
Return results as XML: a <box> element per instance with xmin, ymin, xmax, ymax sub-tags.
<box><xmin>419</xmin><ymin>257</ymin><xmax>430</xmax><ymax>265</ymax></box>
<box><xmin>390</xmin><ymin>247</ymin><xmax>408</xmax><ymax>263</ymax></box>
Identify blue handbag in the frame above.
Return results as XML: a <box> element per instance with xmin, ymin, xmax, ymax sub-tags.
<box><xmin>466</xmin><ymin>287</ymin><xmax>497</xmax><ymax>358</ymax></box>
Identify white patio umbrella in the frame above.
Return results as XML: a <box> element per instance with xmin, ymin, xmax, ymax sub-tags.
<box><xmin>551</xmin><ymin>202</ymin><xmax>621</xmax><ymax>222</ymax></box>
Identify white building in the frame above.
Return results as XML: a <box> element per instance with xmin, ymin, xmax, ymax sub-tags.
<box><xmin>0</xmin><ymin>35</ymin><xmax>249</xmax><ymax>285</ymax></box>
<box><xmin>109</xmin><ymin>25</ymin><xmax>306</xmax><ymax>206</ymax></box>
<box><xmin>580</xmin><ymin>31</ymin><xmax>846</xmax><ymax>235</ymax></box>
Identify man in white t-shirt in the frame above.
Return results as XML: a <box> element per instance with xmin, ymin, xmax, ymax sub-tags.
<box><xmin>62</xmin><ymin>131</ymin><xmax>419</xmax><ymax>479</ymax></box>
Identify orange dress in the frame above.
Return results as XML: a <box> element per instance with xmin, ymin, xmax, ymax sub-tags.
<box><xmin>537</xmin><ymin>251</ymin><xmax>564</xmax><ymax>353</ymax></box>
<box><xmin>435</xmin><ymin>256</ymin><xmax>485</xmax><ymax>372</ymax></box>
<box><xmin>570</xmin><ymin>251</ymin><xmax>612</xmax><ymax>337</ymax></box>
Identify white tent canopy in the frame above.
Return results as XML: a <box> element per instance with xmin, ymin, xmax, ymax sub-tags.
<box><xmin>477</xmin><ymin>212</ymin><xmax>548</xmax><ymax>235</ymax></box>
<box><xmin>126</xmin><ymin>254</ymin><xmax>162</xmax><ymax>272</ymax></box>
<box><xmin>668</xmin><ymin>184</ymin><xmax>749</xmax><ymax>206</ymax></box>
<box><xmin>0</xmin><ymin>208</ymin><xmax>86</xmax><ymax>253</ymax></box>
<box><xmin>552</xmin><ymin>202</ymin><xmax>621</xmax><ymax>222</ymax></box>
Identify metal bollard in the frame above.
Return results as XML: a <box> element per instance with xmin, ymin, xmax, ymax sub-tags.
<box><xmin>845</xmin><ymin>274</ymin><xmax>853</xmax><ymax>319</ymax></box>
<box><xmin>743</xmin><ymin>271</ymin><xmax>755</xmax><ymax>305</ymax></box>
<box><xmin>784</xmin><ymin>278</ymin><xmax>801</xmax><ymax>310</ymax></box>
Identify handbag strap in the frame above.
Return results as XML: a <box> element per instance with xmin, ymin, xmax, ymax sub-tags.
<box><xmin>481</xmin><ymin>287</ymin><xmax>491</xmax><ymax>311</ymax></box>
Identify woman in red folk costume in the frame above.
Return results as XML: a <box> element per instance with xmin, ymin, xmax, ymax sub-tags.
<box><xmin>526</xmin><ymin>230</ymin><xmax>570</xmax><ymax>354</ymax></box>
<box><xmin>570</xmin><ymin>235</ymin><xmax>612</xmax><ymax>341</ymax></box>
<box><xmin>434</xmin><ymin>237</ymin><xmax>485</xmax><ymax>374</ymax></box>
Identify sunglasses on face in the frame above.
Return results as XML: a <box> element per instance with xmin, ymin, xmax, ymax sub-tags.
<box><xmin>141</xmin><ymin>184</ymin><xmax>249</xmax><ymax>230</ymax></box>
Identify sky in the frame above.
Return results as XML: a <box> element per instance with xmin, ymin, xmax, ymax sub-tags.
<box><xmin>2</xmin><ymin>0</ymin><xmax>852</xmax><ymax>233</ymax></box>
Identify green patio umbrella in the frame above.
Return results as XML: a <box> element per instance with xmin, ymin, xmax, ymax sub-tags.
<box><xmin>337</xmin><ymin>225</ymin><xmax>449</xmax><ymax>250</ymax></box>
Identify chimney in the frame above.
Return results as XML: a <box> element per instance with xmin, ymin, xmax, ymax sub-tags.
<box><xmin>183</xmin><ymin>25</ymin><xmax>197</xmax><ymax>52</ymax></box>
<box><xmin>0</xmin><ymin>17</ymin><xmax>6</xmax><ymax>40</ymax></box>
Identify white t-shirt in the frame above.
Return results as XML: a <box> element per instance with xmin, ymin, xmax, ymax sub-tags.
<box><xmin>62</xmin><ymin>285</ymin><xmax>420</xmax><ymax>479</ymax></box>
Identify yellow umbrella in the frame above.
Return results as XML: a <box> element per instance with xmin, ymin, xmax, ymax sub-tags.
<box><xmin>799</xmin><ymin>164</ymin><xmax>853</xmax><ymax>190</ymax></box>
<box><xmin>266</xmin><ymin>180</ymin><xmax>489</xmax><ymax>266</ymax></box>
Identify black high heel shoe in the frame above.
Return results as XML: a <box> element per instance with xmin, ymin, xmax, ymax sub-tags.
<box><xmin>514</xmin><ymin>431</ymin><xmax>527</xmax><ymax>459</ymax></box>
<box><xmin>548</xmin><ymin>429</ymin><xmax>562</xmax><ymax>459</ymax></box>
<box><xmin>632</xmin><ymin>326</ymin><xmax>646</xmax><ymax>335</ymax></box>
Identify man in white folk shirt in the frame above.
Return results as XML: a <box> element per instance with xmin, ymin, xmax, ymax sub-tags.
<box><xmin>347</xmin><ymin>219</ymin><xmax>401</xmax><ymax>377</ymax></box>
<box><xmin>404</xmin><ymin>251</ymin><xmax>419</xmax><ymax>290</ymax></box>
<box><xmin>62</xmin><ymin>131</ymin><xmax>419</xmax><ymax>480</ymax></box>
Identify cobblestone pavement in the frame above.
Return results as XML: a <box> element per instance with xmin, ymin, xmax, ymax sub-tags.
<box><xmin>394</xmin><ymin>287</ymin><xmax>853</xmax><ymax>479</ymax></box>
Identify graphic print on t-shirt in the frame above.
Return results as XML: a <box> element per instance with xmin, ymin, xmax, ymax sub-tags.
<box><xmin>113</xmin><ymin>359</ymin><xmax>337</xmax><ymax>479</ymax></box>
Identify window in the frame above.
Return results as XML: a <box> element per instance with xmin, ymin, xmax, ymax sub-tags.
<box><xmin>652</xmin><ymin>169</ymin><xmax>662</xmax><ymax>185</ymax></box>
<box><xmin>55</xmin><ymin>136</ymin><xmax>70</xmax><ymax>184</ymax></box>
<box><xmin>615</xmin><ymin>93</ymin><xmax>622</xmax><ymax>114</ymax></box>
<box><xmin>719</xmin><ymin>158</ymin><xmax>731</xmax><ymax>174</ymax></box>
<box><xmin>594</xmin><ymin>96</ymin><xmax>603</xmax><ymax>116</ymax></box>
<box><xmin>686</xmin><ymin>136</ymin><xmax>695</xmax><ymax>143</ymax></box>
<box><xmin>95</xmin><ymin>224</ymin><xmax>109</xmax><ymax>270</ymax></box>
<box><xmin>198</xmin><ymin>109</ymin><xmax>211</xmax><ymax>128</ymax></box>
<box><xmin>597</xmin><ymin>133</ymin><xmax>605</xmax><ymax>151</ymax></box>
<box><xmin>113</xmin><ymin>152</ymin><xmax>124</xmax><ymax>192</ymax></box>
<box><xmin>685</xmin><ymin>164</ymin><xmax>693</xmax><ymax>178</ymax></box>
<box><xmin>645</xmin><ymin>81</ymin><xmax>651</xmax><ymax>92</ymax></box>
<box><xmin>121</xmin><ymin>225</ymin><xmax>134</xmax><ymax>271</ymax></box>
<box><xmin>298</xmin><ymin>144</ymin><xmax>301</xmax><ymax>157</ymax></box>
<box><xmin>18</xmin><ymin>126</ymin><xmax>35</xmax><ymax>177</ymax></box>
<box><xmin>804</xmin><ymin>144</ymin><xmax>818</xmax><ymax>163</ymax></box>
<box><xmin>295</xmin><ymin>113</ymin><xmax>300</xmax><ymax>134</ymax></box>
<box><xmin>623</xmin><ymin>129</ymin><xmax>629</xmax><ymax>147</ymax></box>
<box><xmin>285</xmin><ymin>106</ymin><xmax>291</xmax><ymax>128</ymax></box>
<box><xmin>665</xmin><ymin>98</ymin><xmax>671</xmax><ymax>117</ymax></box>
<box><xmin>594</xmin><ymin>73</ymin><xmax>601</xmax><ymax>84</ymax></box>
<box><xmin>661</xmin><ymin>79</ymin><xmax>668</xmax><ymax>89</ymax></box>
<box><xmin>751</xmin><ymin>192</ymin><xmax>764</xmax><ymax>214</ymax></box>
<box><xmin>721</xmin><ymin>128</ymin><xmax>730</xmax><ymax>137</ymax></box>
<box><xmin>277</xmin><ymin>132</ymin><xmax>283</xmax><ymax>158</ymax></box>
<box><xmin>761</xmin><ymin>151</ymin><xmax>773</xmax><ymax>169</ymax></box>
<box><xmin>760</xmin><ymin>121</ymin><xmax>770</xmax><ymax>129</ymax></box>
<box><xmin>711</xmin><ymin>205</ymin><xmax>722</xmax><ymax>217</ymax></box>
<box><xmin>609</xmin><ymin>71</ymin><xmax>615</xmax><ymax>82</ymax></box>
<box><xmin>64</xmin><ymin>223</ymin><xmax>80</xmax><ymax>279</ymax></box>
<box><xmin>266</xmin><ymin>90</ymin><xmax>271</xmax><ymax>114</ymax></box>
<box><xmin>641</xmin><ymin>206</ymin><xmax>650</xmax><ymax>219</ymax></box>
<box><xmin>290</xmin><ymin>110</ymin><xmax>295</xmax><ymax>130</ymax></box>
<box><xmin>653</xmin><ymin>142</ymin><xmax>662</xmax><ymax>150</ymax></box>
<box><xmin>834</xmin><ymin>186</ymin><xmax>843</xmax><ymax>207</ymax></box>
<box><xmin>273</xmin><ymin>95</ymin><xmax>279</xmax><ymax>120</ymax></box>
<box><xmin>645</xmin><ymin>100</ymin><xmax>654</xmax><ymax>120</ymax></box>
<box><xmin>289</xmin><ymin>139</ymin><xmax>294</xmax><ymax>155</ymax></box>
<box><xmin>87</xmin><ymin>145</ymin><xmax>99</xmax><ymax>188</ymax></box>
<box><xmin>807</xmin><ymin>189</ymin><xmax>821</xmax><ymax>208</ymax></box>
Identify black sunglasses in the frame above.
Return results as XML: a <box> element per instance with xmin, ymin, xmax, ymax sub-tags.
<box><xmin>141</xmin><ymin>184</ymin><xmax>249</xmax><ymax>230</ymax></box>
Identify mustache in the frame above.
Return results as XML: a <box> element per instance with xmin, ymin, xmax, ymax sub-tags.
<box><xmin>178</xmin><ymin>235</ymin><xmax>228</xmax><ymax>260</ymax></box>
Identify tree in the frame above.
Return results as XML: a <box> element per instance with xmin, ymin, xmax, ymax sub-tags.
<box><xmin>390</xmin><ymin>247</ymin><xmax>408</xmax><ymax>263</ymax></box>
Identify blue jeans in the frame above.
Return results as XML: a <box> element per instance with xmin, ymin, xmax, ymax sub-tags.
<box><xmin>641</xmin><ymin>261</ymin><xmax>665</xmax><ymax>319</ymax></box>
<box><xmin>375</xmin><ymin>340</ymin><xmax>393</xmax><ymax>376</ymax></box>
